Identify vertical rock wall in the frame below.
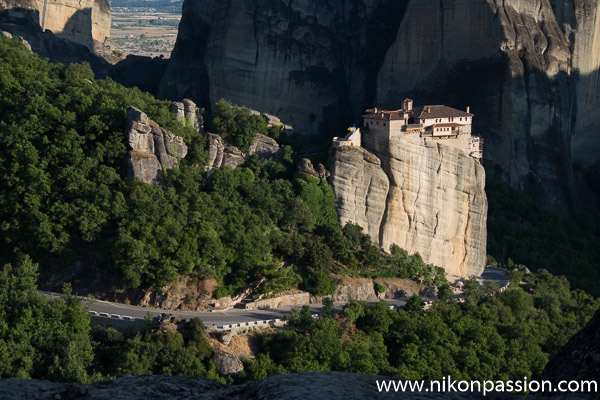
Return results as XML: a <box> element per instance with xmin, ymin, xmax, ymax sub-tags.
<box><xmin>331</xmin><ymin>134</ymin><xmax>487</xmax><ymax>279</ymax></box>
<box><xmin>0</xmin><ymin>0</ymin><xmax>110</xmax><ymax>51</ymax></box>
<box><xmin>160</xmin><ymin>0</ymin><xmax>600</xmax><ymax>217</ymax></box>
<box><xmin>124</xmin><ymin>106</ymin><xmax>188</xmax><ymax>185</ymax></box>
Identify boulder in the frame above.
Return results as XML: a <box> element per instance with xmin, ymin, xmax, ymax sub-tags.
<box><xmin>211</xmin><ymin>350</ymin><xmax>244</xmax><ymax>376</ymax></box>
<box><xmin>247</xmin><ymin>133</ymin><xmax>280</xmax><ymax>158</ymax></box>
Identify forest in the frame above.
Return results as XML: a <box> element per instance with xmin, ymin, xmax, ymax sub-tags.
<box><xmin>0</xmin><ymin>35</ymin><xmax>444</xmax><ymax>299</ymax></box>
<box><xmin>0</xmin><ymin>35</ymin><xmax>599</xmax><ymax>386</ymax></box>
<box><xmin>1</xmin><ymin>256</ymin><xmax>597</xmax><ymax>385</ymax></box>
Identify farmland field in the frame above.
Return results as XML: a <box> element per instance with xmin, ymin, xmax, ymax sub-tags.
<box><xmin>110</xmin><ymin>1</ymin><xmax>182</xmax><ymax>58</ymax></box>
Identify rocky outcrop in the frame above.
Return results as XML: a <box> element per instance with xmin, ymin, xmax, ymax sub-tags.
<box><xmin>373</xmin><ymin>0</ymin><xmax>599</xmax><ymax>217</ymax></box>
<box><xmin>205</xmin><ymin>133</ymin><xmax>280</xmax><ymax>171</ymax></box>
<box><xmin>329</xmin><ymin>276</ymin><xmax>379</xmax><ymax>302</ymax></box>
<box><xmin>298</xmin><ymin>158</ymin><xmax>330</xmax><ymax>180</ymax></box>
<box><xmin>247</xmin><ymin>134</ymin><xmax>281</xmax><ymax>159</ymax></box>
<box><xmin>124</xmin><ymin>106</ymin><xmax>188</xmax><ymax>185</ymax></box>
<box><xmin>1</xmin><ymin>29</ymin><xmax>29</xmax><ymax>50</ymax></box>
<box><xmin>159</xmin><ymin>0</ymin><xmax>600</xmax><ymax>217</ymax></box>
<box><xmin>0</xmin><ymin>0</ymin><xmax>110</xmax><ymax>52</ymax></box>
<box><xmin>331</xmin><ymin>134</ymin><xmax>487</xmax><ymax>279</ymax></box>
<box><xmin>211</xmin><ymin>350</ymin><xmax>244</xmax><ymax>376</ymax></box>
<box><xmin>242</xmin><ymin>292</ymin><xmax>310</xmax><ymax>310</ymax></box>
<box><xmin>170</xmin><ymin>98</ymin><xmax>204</xmax><ymax>134</ymax></box>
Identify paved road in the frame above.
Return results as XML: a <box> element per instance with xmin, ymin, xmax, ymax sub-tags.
<box><xmin>41</xmin><ymin>291</ymin><xmax>409</xmax><ymax>327</ymax></box>
<box><xmin>41</xmin><ymin>267</ymin><xmax>507</xmax><ymax>328</ymax></box>
<box><xmin>477</xmin><ymin>266</ymin><xmax>511</xmax><ymax>289</ymax></box>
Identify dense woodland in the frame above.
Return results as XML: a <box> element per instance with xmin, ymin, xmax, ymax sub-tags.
<box><xmin>486</xmin><ymin>177</ymin><xmax>600</xmax><ymax>297</ymax></box>
<box><xmin>0</xmin><ymin>36</ymin><xmax>599</xmax><ymax>385</ymax></box>
<box><xmin>0</xmin><ymin>36</ymin><xmax>443</xmax><ymax>298</ymax></box>
<box><xmin>1</xmin><ymin>257</ymin><xmax>597</xmax><ymax>384</ymax></box>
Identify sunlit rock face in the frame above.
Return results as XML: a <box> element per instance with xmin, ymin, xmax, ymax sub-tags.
<box><xmin>0</xmin><ymin>0</ymin><xmax>110</xmax><ymax>51</ymax></box>
<box><xmin>331</xmin><ymin>134</ymin><xmax>487</xmax><ymax>279</ymax></box>
<box><xmin>162</xmin><ymin>0</ymin><xmax>600</xmax><ymax>217</ymax></box>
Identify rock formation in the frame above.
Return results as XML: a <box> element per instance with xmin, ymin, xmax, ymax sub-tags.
<box><xmin>158</xmin><ymin>0</ymin><xmax>382</xmax><ymax>135</ymax></box>
<box><xmin>0</xmin><ymin>0</ymin><xmax>110</xmax><ymax>52</ymax></box>
<box><xmin>170</xmin><ymin>99</ymin><xmax>204</xmax><ymax>134</ymax></box>
<box><xmin>373</xmin><ymin>0</ymin><xmax>599</xmax><ymax>218</ymax></box>
<box><xmin>0</xmin><ymin>2</ymin><xmax>111</xmax><ymax>71</ymax></box>
<box><xmin>205</xmin><ymin>133</ymin><xmax>280</xmax><ymax>171</ymax></box>
<box><xmin>158</xmin><ymin>0</ymin><xmax>600</xmax><ymax>217</ymax></box>
<box><xmin>124</xmin><ymin>106</ymin><xmax>188</xmax><ymax>185</ymax></box>
<box><xmin>211</xmin><ymin>350</ymin><xmax>244</xmax><ymax>376</ymax></box>
<box><xmin>331</xmin><ymin>134</ymin><xmax>487</xmax><ymax>278</ymax></box>
<box><xmin>1</xmin><ymin>28</ymin><xmax>30</xmax><ymax>50</ymax></box>
<box><xmin>297</xmin><ymin>158</ymin><xmax>330</xmax><ymax>180</ymax></box>
<box><xmin>165</xmin><ymin>98</ymin><xmax>282</xmax><ymax>172</ymax></box>
<box><xmin>1</xmin><ymin>371</ymin><xmax>595</xmax><ymax>399</ymax></box>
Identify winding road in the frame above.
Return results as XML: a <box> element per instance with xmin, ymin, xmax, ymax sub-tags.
<box><xmin>41</xmin><ymin>267</ymin><xmax>509</xmax><ymax>329</ymax></box>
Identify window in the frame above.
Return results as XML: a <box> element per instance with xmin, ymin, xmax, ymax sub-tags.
<box><xmin>383</xmin><ymin>123</ymin><xmax>386</xmax><ymax>126</ymax></box>
<box><xmin>376</xmin><ymin>121</ymin><xmax>379</xmax><ymax>125</ymax></box>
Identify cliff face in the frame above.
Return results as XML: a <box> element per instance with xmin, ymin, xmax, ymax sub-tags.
<box><xmin>0</xmin><ymin>0</ymin><xmax>110</xmax><ymax>51</ymax></box>
<box><xmin>375</xmin><ymin>0</ymin><xmax>600</xmax><ymax>217</ymax></box>
<box><xmin>124</xmin><ymin>106</ymin><xmax>188</xmax><ymax>185</ymax></box>
<box><xmin>161</xmin><ymin>0</ymin><xmax>600</xmax><ymax>217</ymax></box>
<box><xmin>332</xmin><ymin>135</ymin><xmax>487</xmax><ymax>278</ymax></box>
<box><xmin>159</xmin><ymin>0</ymin><xmax>407</xmax><ymax>135</ymax></box>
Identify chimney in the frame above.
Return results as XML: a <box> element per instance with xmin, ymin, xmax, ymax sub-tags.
<box><xmin>427</xmin><ymin>106</ymin><xmax>431</xmax><ymax>113</ymax></box>
<box><xmin>466</xmin><ymin>106</ymin><xmax>470</xmax><ymax>113</ymax></box>
<box><xmin>403</xmin><ymin>98</ymin><xmax>413</xmax><ymax>111</ymax></box>
<box><xmin>374</xmin><ymin>107</ymin><xmax>378</xmax><ymax>113</ymax></box>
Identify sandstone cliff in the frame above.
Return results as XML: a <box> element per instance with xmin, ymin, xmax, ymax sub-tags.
<box><xmin>124</xmin><ymin>106</ymin><xmax>188</xmax><ymax>185</ymax></box>
<box><xmin>374</xmin><ymin>0</ymin><xmax>599</xmax><ymax>217</ymax></box>
<box><xmin>158</xmin><ymin>0</ymin><xmax>397</xmax><ymax>135</ymax></box>
<box><xmin>0</xmin><ymin>0</ymin><xmax>110</xmax><ymax>51</ymax></box>
<box><xmin>159</xmin><ymin>0</ymin><xmax>600</xmax><ymax>217</ymax></box>
<box><xmin>0</xmin><ymin>1</ymin><xmax>111</xmax><ymax>71</ymax></box>
<box><xmin>331</xmin><ymin>135</ymin><xmax>487</xmax><ymax>278</ymax></box>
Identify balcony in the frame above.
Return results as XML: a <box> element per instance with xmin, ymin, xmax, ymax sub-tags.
<box><xmin>404</xmin><ymin>123</ymin><xmax>423</xmax><ymax>132</ymax></box>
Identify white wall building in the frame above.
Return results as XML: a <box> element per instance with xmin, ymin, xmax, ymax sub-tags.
<box><xmin>359</xmin><ymin>99</ymin><xmax>483</xmax><ymax>160</ymax></box>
